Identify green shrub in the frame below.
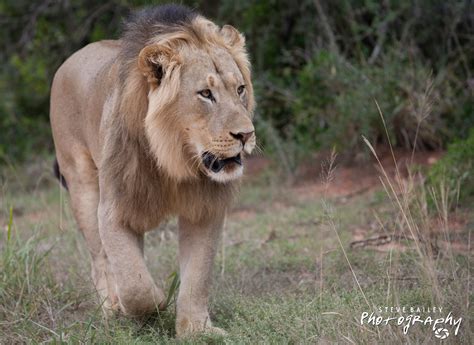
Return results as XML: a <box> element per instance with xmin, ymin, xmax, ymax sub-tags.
<box><xmin>427</xmin><ymin>129</ymin><xmax>474</xmax><ymax>205</ymax></box>
<box><xmin>1</xmin><ymin>0</ymin><xmax>473</xmax><ymax>165</ymax></box>
<box><xmin>264</xmin><ymin>48</ymin><xmax>451</xmax><ymax>159</ymax></box>
<box><xmin>219</xmin><ymin>0</ymin><xmax>473</xmax><ymax>164</ymax></box>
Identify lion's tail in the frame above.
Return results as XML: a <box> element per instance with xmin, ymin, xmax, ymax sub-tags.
<box><xmin>53</xmin><ymin>158</ymin><xmax>68</xmax><ymax>190</ymax></box>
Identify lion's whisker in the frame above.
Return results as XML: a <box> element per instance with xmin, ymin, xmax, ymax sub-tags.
<box><xmin>254</xmin><ymin>142</ymin><xmax>264</xmax><ymax>155</ymax></box>
<box><xmin>186</xmin><ymin>153</ymin><xmax>202</xmax><ymax>172</ymax></box>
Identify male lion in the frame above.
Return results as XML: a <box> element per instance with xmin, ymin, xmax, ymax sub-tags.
<box><xmin>50</xmin><ymin>4</ymin><xmax>255</xmax><ymax>337</ymax></box>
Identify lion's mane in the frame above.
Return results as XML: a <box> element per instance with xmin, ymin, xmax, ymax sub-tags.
<box><xmin>99</xmin><ymin>5</ymin><xmax>253</xmax><ymax>232</ymax></box>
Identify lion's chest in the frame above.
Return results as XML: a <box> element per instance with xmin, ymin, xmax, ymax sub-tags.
<box><xmin>114</xmin><ymin>180</ymin><xmax>223</xmax><ymax>233</ymax></box>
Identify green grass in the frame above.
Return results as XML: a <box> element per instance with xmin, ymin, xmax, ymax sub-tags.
<box><xmin>0</xmin><ymin>160</ymin><xmax>472</xmax><ymax>344</ymax></box>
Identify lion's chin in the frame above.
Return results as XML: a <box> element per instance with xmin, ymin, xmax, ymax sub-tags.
<box><xmin>206</xmin><ymin>164</ymin><xmax>244</xmax><ymax>183</ymax></box>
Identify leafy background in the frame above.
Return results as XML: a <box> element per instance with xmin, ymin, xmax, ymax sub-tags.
<box><xmin>1</xmin><ymin>0</ymin><xmax>473</xmax><ymax>196</ymax></box>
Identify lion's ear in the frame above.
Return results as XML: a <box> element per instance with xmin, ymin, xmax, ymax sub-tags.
<box><xmin>138</xmin><ymin>44</ymin><xmax>174</xmax><ymax>86</ymax></box>
<box><xmin>220</xmin><ymin>25</ymin><xmax>245</xmax><ymax>48</ymax></box>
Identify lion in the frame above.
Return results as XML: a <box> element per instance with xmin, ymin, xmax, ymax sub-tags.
<box><xmin>49</xmin><ymin>4</ymin><xmax>255</xmax><ymax>337</ymax></box>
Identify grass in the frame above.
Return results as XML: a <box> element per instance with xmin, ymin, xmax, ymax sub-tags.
<box><xmin>0</xmin><ymin>155</ymin><xmax>472</xmax><ymax>344</ymax></box>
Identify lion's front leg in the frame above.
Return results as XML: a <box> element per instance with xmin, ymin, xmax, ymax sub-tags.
<box><xmin>176</xmin><ymin>212</ymin><xmax>226</xmax><ymax>338</ymax></box>
<box><xmin>98</xmin><ymin>202</ymin><xmax>166</xmax><ymax>316</ymax></box>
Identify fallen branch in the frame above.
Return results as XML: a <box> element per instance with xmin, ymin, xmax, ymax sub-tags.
<box><xmin>350</xmin><ymin>234</ymin><xmax>415</xmax><ymax>249</ymax></box>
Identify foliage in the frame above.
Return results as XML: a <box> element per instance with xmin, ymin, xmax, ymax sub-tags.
<box><xmin>219</xmin><ymin>0</ymin><xmax>473</xmax><ymax>163</ymax></box>
<box><xmin>291</xmin><ymin>50</ymin><xmax>447</xmax><ymax>156</ymax></box>
<box><xmin>427</xmin><ymin>128</ymin><xmax>474</xmax><ymax>204</ymax></box>
<box><xmin>0</xmin><ymin>0</ymin><xmax>203</xmax><ymax>160</ymax></box>
<box><xmin>0</xmin><ymin>0</ymin><xmax>473</xmax><ymax>163</ymax></box>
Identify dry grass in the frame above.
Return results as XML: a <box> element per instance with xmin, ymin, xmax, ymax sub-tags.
<box><xmin>0</xmin><ymin>149</ymin><xmax>472</xmax><ymax>343</ymax></box>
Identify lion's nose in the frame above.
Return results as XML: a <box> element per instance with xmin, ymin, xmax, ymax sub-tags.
<box><xmin>230</xmin><ymin>131</ymin><xmax>254</xmax><ymax>145</ymax></box>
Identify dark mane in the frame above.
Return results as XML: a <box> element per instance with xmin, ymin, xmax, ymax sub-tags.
<box><xmin>119</xmin><ymin>4</ymin><xmax>198</xmax><ymax>69</ymax></box>
<box><xmin>127</xmin><ymin>4</ymin><xmax>197</xmax><ymax>27</ymax></box>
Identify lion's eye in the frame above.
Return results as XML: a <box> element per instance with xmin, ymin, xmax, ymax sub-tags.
<box><xmin>198</xmin><ymin>89</ymin><xmax>215</xmax><ymax>101</ymax></box>
<box><xmin>237</xmin><ymin>85</ymin><xmax>245</xmax><ymax>95</ymax></box>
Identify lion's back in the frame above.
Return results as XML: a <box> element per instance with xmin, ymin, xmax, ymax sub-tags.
<box><xmin>51</xmin><ymin>39</ymin><xmax>120</xmax><ymax>115</ymax></box>
<box><xmin>50</xmin><ymin>40</ymin><xmax>121</xmax><ymax>164</ymax></box>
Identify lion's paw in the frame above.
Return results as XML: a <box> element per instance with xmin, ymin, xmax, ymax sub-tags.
<box><xmin>176</xmin><ymin>317</ymin><xmax>227</xmax><ymax>338</ymax></box>
<box><xmin>100</xmin><ymin>294</ymin><xmax>120</xmax><ymax>318</ymax></box>
<box><xmin>203</xmin><ymin>326</ymin><xmax>227</xmax><ymax>336</ymax></box>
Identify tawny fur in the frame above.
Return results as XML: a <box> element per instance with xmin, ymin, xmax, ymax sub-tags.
<box><xmin>50</xmin><ymin>4</ymin><xmax>255</xmax><ymax>338</ymax></box>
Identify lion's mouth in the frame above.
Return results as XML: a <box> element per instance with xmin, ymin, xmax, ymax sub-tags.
<box><xmin>202</xmin><ymin>152</ymin><xmax>242</xmax><ymax>173</ymax></box>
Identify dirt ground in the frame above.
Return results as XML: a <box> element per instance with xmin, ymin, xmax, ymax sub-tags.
<box><xmin>0</xmin><ymin>150</ymin><xmax>472</xmax><ymax>344</ymax></box>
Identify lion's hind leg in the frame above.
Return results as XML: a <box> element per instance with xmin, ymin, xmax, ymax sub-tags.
<box><xmin>58</xmin><ymin>151</ymin><xmax>119</xmax><ymax>314</ymax></box>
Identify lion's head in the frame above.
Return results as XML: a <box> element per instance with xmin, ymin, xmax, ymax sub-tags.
<box><xmin>121</xmin><ymin>11</ymin><xmax>256</xmax><ymax>183</ymax></box>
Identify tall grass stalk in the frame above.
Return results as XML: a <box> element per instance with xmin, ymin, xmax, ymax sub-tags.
<box><xmin>320</xmin><ymin>148</ymin><xmax>371</xmax><ymax>309</ymax></box>
<box><xmin>362</xmin><ymin>100</ymin><xmax>466</xmax><ymax>306</ymax></box>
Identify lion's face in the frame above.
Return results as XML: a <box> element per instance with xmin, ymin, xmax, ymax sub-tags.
<box><xmin>139</xmin><ymin>22</ymin><xmax>256</xmax><ymax>183</ymax></box>
<box><xmin>175</xmin><ymin>47</ymin><xmax>255</xmax><ymax>182</ymax></box>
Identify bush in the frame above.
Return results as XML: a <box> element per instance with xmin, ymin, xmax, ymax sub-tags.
<box><xmin>219</xmin><ymin>0</ymin><xmax>473</xmax><ymax>162</ymax></box>
<box><xmin>0</xmin><ymin>0</ymin><xmax>200</xmax><ymax>161</ymax></box>
<box><xmin>292</xmin><ymin>50</ymin><xmax>448</xmax><ymax>156</ymax></box>
<box><xmin>427</xmin><ymin>128</ymin><xmax>474</xmax><ymax>205</ymax></box>
<box><xmin>1</xmin><ymin>0</ymin><xmax>473</xmax><ymax>164</ymax></box>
